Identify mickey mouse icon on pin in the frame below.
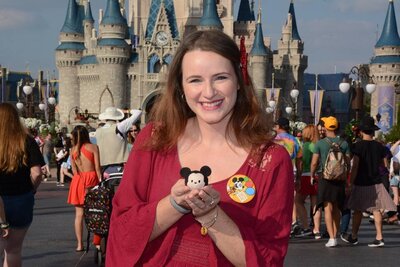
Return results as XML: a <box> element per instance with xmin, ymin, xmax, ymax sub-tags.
<box><xmin>180</xmin><ymin>166</ymin><xmax>211</xmax><ymax>189</ymax></box>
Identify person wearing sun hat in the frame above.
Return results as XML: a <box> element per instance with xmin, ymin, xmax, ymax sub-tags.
<box><xmin>343</xmin><ymin>116</ymin><xmax>396</xmax><ymax>248</ymax></box>
<box><xmin>310</xmin><ymin>115</ymin><xmax>351</xmax><ymax>248</ymax></box>
<box><xmin>95</xmin><ymin>107</ymin><xmax>142</xmax><ymax>171</ymax></box>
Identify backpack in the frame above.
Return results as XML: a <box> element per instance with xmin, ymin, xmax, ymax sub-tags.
<box><xmin>84</xmin><ymin>184</ymin><xmax>113</xmax><ymax>236</ymax></box>
<box><xmin>322</xmin><ymin>138</ymin><xmax>348</xmax><ymax>181</ymax></box>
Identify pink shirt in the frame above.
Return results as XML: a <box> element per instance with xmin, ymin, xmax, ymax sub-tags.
<box><xmin>106</xmin><ymin>124</ymin><xmax>294</xmax><ymax>267</ymax></box>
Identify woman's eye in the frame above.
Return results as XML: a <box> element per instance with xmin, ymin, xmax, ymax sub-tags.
<box><xmin>188</xmin><ymin>78</ymin><xmax>201</xmax><ymax>83</ymax></box>
<box><xmin>216</xmin><ymin>76</ymin><xmax>228</xmax><ymax>80</ymax></box>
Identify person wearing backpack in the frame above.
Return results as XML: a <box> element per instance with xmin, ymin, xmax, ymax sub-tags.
<box><xmin>342</xmin><ymin>116</ymin><xmax>396</xmax><ymax>247</ymax></box>
<box><xmin>310</xmin><ymin>116</ymin><xmax>351</xmax><ymax>248</ymax></box>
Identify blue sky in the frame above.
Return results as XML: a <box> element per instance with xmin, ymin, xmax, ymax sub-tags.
<box><xmin>0</xmin><ymin>0</ymin><xmax>395</xmax><ymax>78</ymax></box>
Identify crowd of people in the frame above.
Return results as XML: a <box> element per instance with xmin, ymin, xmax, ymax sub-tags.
<box><xmin>1</xmin><ymin>29</ymin><xmax>400</xmax><ymax>267</ymax></box>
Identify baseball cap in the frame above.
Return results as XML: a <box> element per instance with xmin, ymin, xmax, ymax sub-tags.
<box><xmin>321</xmin><ymin>116</ymin><xmax>338</xmax><ymax>130</ymax></box>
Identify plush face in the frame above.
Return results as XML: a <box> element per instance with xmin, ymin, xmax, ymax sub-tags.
<box><xmin>180</xmin><ymin>166</ymin><xmax>212</xmax><ymax>190</ymax></box>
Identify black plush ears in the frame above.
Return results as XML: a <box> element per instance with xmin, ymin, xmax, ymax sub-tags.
<box><xmin>180</xmin><ymin>166</ymin><xmax>212</xmax><ymax>179</ymax></box>
<box><xmin>200</xmin><ymin>166</ymin><xmax>211</xmax><ymax>177</ymax></box>
<box><xmin>180</xmin><ymin>167</ymin><xmax>192</xmax><ymax>179</ymax></box>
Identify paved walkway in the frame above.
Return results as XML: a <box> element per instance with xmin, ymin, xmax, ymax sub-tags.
<box><xmin>19</xmin><ymin>171</ymin><xmax>400</xmax><ymax>266</ymax></box>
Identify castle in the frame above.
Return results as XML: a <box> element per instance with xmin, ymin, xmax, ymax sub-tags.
<box><xmin>55</xmin><ymin>0</ymin><xmax>308</xmax><ymax>125</ymax></box>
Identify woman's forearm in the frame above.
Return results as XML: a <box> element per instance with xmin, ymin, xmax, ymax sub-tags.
<box><xmin>149</xmin><ymin>195</ymin><xmax>185</xmax><ymax>242</ymax></box>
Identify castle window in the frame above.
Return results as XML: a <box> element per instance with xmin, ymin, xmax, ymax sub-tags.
<box><xmin>393</xmin><ymin>64</ymin><xmax>395</xmax><ymax>68</ymax></box>
<box><xmin>379</xmin><ymin>65</ymin><xmax>382</xmax><ymax>68</ymax></box>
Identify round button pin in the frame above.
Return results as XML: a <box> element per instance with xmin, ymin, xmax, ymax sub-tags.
<box><xmin>226</xmin><ymin>174</ymin><xmax>256</xmax><ymax>203</ymax></box>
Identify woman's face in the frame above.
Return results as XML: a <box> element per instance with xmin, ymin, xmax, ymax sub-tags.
<box><xmin>181</xmin><ymin>50</ymin><xmax>238</xmax><ymax>126</ymax></box>
<box><xmin>130</xmin><ymin>125</ymin><xmax>139</xmax><ymax>138</ymax></box>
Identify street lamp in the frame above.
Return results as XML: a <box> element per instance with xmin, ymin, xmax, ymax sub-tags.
<box><xmin>16</xmin><ymin>79</ymin><xmax>36</xmax><ymax>117</ymax></box>
<box><xmin>284</xmin><ymin>83</ymin><xmax>299</xmax><ymax>121</ymax></box>
<box><xmin>338</xmin><ymin>65</ymin><xmax>376</xmax><ymax>121</ymax></box>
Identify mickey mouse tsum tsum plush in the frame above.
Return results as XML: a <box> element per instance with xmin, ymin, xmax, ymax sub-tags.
<box><xmin>180</xmin><ymin>166</ymin><xmax>212</xmax><ymax>189</ymax></box>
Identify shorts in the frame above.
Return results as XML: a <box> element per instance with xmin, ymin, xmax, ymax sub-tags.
<box><xmin>390</xmin><ymin>176</ymin><xmax>400</xmax><ymax>188</ymax></box>
<box><xmin>43</xmin><ymin>153</ymin><xmax>51</xmax><ymax>165</ymax></box>
<box><xmin>298</xmin><ymin>175</ymin><xmax>318</xmax><ymax>196</ymax></box>
<box><xmin>2</xmin><ymin>191</ymin><xmax>34</xmax><ymax>228</ymax></box>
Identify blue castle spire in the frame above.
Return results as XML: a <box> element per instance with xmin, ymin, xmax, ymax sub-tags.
<box><xmin>200</xmin><ymin>0</ymin><xmax>223</xmax><ymax>29</ymax></box>
<box><xmin>60</xmin><ymin>0</ymin><xmax>80</xmax><ymax>33</ymax></box>
<box><xmin>250</xmin><ymin>10</ymin><xmax>268</xmax><ymax>56</ymax></box>
<box><xmin>101</xmin><ymin>0</ymin><xmax>126</xmax><ymax>25</ymax></box>
<box><xmin>375</xmin><ymin>0</ymin><xmax>400</xmax><ymax>47</ymax></box>
<box><xmin>289</xmin><ymin>0</ymin><xmax>301</xmax><ymax>41</ymax></box>
<box><xmin>237</xmin><ymin>0</ymin><xmax>255</xmax><ymax>22</ymax></box>
<box><xmin>84</xmin><ymin>0</ymin><xmax>94</xmax><ymax>23</ymax></box>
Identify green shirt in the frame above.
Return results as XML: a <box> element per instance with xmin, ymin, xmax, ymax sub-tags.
<box><xmin>314</xmin><ymin>137</ymin><xmax>350</xmax><ymax>171</ymax></box>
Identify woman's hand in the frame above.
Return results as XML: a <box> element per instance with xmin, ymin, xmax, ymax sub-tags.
<box><xmin>170</xmin><ymin>179</ymin><xmax>192</xmax><ymax>210</ymax></box>
<box><xmin>186</xmin><ymin>185</ymin><xmax>220</xmax><ymax>217</ymax></box>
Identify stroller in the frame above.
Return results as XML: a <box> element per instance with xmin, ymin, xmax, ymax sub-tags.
<box><xmin>83</xmin><ymin>168</ymin><xmax>123</xmax><ymax>266</ymax></box>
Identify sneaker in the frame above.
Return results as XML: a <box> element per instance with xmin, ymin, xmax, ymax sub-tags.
<box><xmin>59</xmin><ymin>183</ymin><xmax>65</xmax><ymax>187</ymax></box>
<box><xmin>290</xmin><ymin>222</ymin><xmax>301</xmax><ymax>236</ymax></box>
<box><xmin>314</xmin><ymin>232</ymin><xmax>322</xmax><ymax>240</ymax></box>
<box><xmin>43</xmin><ymin>178</ymin><xmax>48</xmax><ymax>182</ymax></box>
<box><xmin>56</xmin><ymin>182</ymin><xmax>60</xmax><ymax>186</ymax></box>
<box><xmin>368</xmin><ymin>239</ymin><xmax>384</xmax><ymax>247</ymax></box>
<box><xmin>325</xmin><ymin>238</ymin><xmax>338</xmax><ymax>248</ymax></box>
<box><xmin>295</xmin><ymin>228</ymin><xmax>313</xmax><ymax>238</ymax></box>
<box><xmin>341</xmin><ymin>233</ymin><xmax>358</xmax><ymax>245</ymax></box>
<box><xmin>362</xmin><ymin>212</ymin><xmax>370</xmax><ymax>218</ymax></box>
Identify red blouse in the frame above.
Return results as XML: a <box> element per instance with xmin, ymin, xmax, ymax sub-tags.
<box><xmin>106</xmin><ymin>124</ymin><xmax>294</xmax><ymax>267</ymax></box>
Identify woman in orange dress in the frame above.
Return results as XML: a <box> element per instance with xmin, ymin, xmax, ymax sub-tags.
<box><xmin>67</xmin><ymin>125</ymin><xmax>102</xmax><ymax>252</ymax></box>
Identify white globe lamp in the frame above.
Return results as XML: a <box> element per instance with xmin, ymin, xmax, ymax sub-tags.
<box><xmin>16</xmin><ymin>102</ymin><xmax>24</xmax><ymax>110</ymax></box>
<box><xmin>339</xmin><ymin>82</ymin><xmax>351</xmax><ymax>93</ymax></box>
<box><xmin>48</xmin><ymin>97</ymin><xmax>56</xmax><ymax>105</ymax></box>
<box><xmin>285</xmin><ymin>106</ymin><xmax>293</xmax><ymax>114</ymax></box>
<box><xmin>290</xmin><ymin>89</ymin><xmax>299</xmax><ymax>99</ymax></box>
<box><xmin>366</xmin><ymin>83</ymin><xmax>376</xmax><ymax>94</ymax></box>
<box><xmin>268</xmin><ymin>100</ymin><xmax>276</xmax><ymax>109</ymax></box>
<box><xmin>23</xmin><ymin>85</ymin><xmax>33</xmax><ymax>95</ymax></box>
<box><xmin>39</xmin><ymin>103</ymin><xmax>46</xmax><ymax>110</ymax></box>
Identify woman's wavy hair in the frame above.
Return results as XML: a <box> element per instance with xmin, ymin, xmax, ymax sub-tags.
<box><xmin>149</xmin><ymin>30</ymin><xmax>273</xmax><ymax>151</ymax></box>
<box><xmin>302</xmin><ymin>124</ymin><xmax>320</xmax><ymax>143</ymax></box>
<box><xmin>0</xmin><ymin>103</ymin><xmax>28</xmax><ymax>173</ymax></box>
<box><xmin>71</xmin><ymin>125</ymin><xmax>90</xmax><ymax>162</ymax></box>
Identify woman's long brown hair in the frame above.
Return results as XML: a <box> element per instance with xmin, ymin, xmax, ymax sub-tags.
<box><xmin>71</xmin><ymin>125</ymin><xmax>91</xmax><ymax>163</ymax></box>
<box><xmin>149</xmin><ymin>30</ymin><xmax>273</xmax><ymax>151</ymax></box>
<box><xmin>0</xmin><ymin>103</ymin><xmax>28</xmax><ymax>173</ymax></box>
<box><xmin>302</xmin><ymin>125</ymin><xmax>320</xmax><ymax>143</ymax></box>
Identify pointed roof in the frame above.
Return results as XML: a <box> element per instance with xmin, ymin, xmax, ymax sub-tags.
<box><xmin>145</xmin><ymin>0</ymin><xmax>179</xmax><ymax>39</ymax></box>
<box><xmin>60</xmin><ymin>0</ymin><xmax>80</xmax><ymax>33</ymax></box>
<box><xmin>199</xmin><ymin>0</ymin><xmax>223</xmax><ymax>29</ymax></box>
<box><xmin>375</xmin><ymin>0</ymin><xmax>400</xmax><ymax>47</ymax></box>
<box><xmin>84</xmin><ymin>0</ymin><xmax>94</xmax><ymax>23</ymax></box>
<box><xmin>288</xmin><ymin>0</ymin><xmax>301</xmax><ymax>40</ymax></box>
<box><xmin>101</xmin><ymin>0</ymin><xmax>126</xmax><ymax>25</ymax></box>
<box><xmin>250</xmin><ymin>10</ymin><xmax>268</xmax><ymax>55</ymax></box>
<box><xmin>237</xmin><ymin>0</ymin><xmax>255</xmax><ymax>22</ymax></box>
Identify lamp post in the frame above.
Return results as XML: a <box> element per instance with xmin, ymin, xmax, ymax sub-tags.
<box><xmin>339</xmin><ymin>65</ymin><xmax>376</xmax><ymax>121</ymax></box>
<box><xmin>285</xmin><ymin>83</ymin><xmax>300</xmax><ymax>122</ymax></box>
<box><xmin>16</xmin><ymin>79</ymin><xmax>36</xmax><ymax>117</ymax></box>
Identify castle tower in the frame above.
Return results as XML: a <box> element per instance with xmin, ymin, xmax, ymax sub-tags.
<box><xmin>369</xmin><ymin>0</ymin><xmax>400</xmax><ymax>132</ymax></box>
<box><xmin>83</xmin><ymin>0</ymin><xmax>95</xmax><ymax>54</ymax></box>
<box><xmin>198</xmin><ymin>0</ymin><xmax>223</xmax><ymax>31</ymax></box>
<box><xmin>96</xmin><ymin>0</ymin><xmax>130</xmax><ymax>112</ymax></box>
<box><xmin>249</xmin><ymin>9</ymin><xmax>269</xmax><ymax>102</ymax></box>
<box><xmin>273</xmin><ymin>0</ymin><xmax>307</xmax><ymax>117</ymax></box>
<box><xmin>55</xmin><ymin>0</ymin><xmax>85</xmax><ymax>125</ymax></box>
<box><xmin>233</xmin><ymin>0</ymin><xmax>256</xmax><ymax>50</ymax></box>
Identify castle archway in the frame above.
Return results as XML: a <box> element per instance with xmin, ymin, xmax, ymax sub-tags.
<box><xmin>142</xmin><ymin>89</ymin><xmax>161</xmax><ymax>122</ymax></box>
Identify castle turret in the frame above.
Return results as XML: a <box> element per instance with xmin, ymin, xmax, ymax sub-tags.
<box><xmin>273</xmin><ymin>0</ymin><xmax>307</xmax><ymax>117</ymax></box>
<box><xmin>83</xmin><ymin>0</ymin><xmax>95</xmax><ymax>53</ymax></box>
<box><xmin>234</xmin><ymin>0</ymin><xmax>257</xmax><ymax>50</ymax></box>
<box><xmin>369</xmin><ymin>0</ymin><xmax>400</xmax><ymax>132</ymax></box>
<box><xmin>198</xmin><ymin>0</ymin><xmax>223</xmax><ymax>31</ymax></box>
<box><xmin>249</xmin><ymin>9</ymin><xmax>269</xmax><ymax>101</ymax></box>
<box><xmin>56</xmin><ymin>0</ymin><xmax>85</xmax><ymax>125</ymax></box>
<box><xmin>96</xmin><ymin>0</ymin><xmax>130</xmax><ymax>112</ymax></box>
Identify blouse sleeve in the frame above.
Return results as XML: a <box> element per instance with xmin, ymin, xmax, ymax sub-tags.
<box><xmin>106</xmin><ymin>125</ymin><xmax>159</xmax><ymax>267</ymax></box>
<box><xmin>240</xmin><ymin>146</ymin><xmax>294</xmax><ymax>266</ymax></box>
<box><xmin>27</xmin><ymin>136</ymin><xmax>45</xmax><ymax>167</ymax></box>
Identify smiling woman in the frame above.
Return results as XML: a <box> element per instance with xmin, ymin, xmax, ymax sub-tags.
<box><xmin>106</xmin><ymin>30</ymin><xmax>294</xmax><ymax>267</ymax></box>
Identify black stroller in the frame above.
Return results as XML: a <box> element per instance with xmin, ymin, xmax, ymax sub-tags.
<box><xmin>83</xmin><ymin>168</ymin><xmax>123</xmax><ymax>266</ymax></box>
